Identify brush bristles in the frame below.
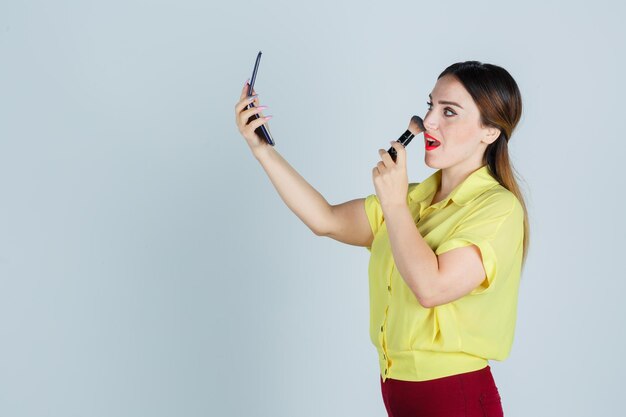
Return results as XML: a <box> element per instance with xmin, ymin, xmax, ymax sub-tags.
<box><xmin>408</xmin><ymin>115</ymin><xmax>425</xmax><ymax>135</ymax></box>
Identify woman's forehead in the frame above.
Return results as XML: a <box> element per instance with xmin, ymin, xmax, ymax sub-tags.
<box><xmin>431</xmin><ymin>76</ymin><xmax>473</xmax><ymax>108</ymax></box>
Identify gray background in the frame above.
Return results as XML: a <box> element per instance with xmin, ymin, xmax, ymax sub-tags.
<box><xmin>1</xmin><ymin>0</ymin><xmax>624</xmax><ymax>416</ymax></box>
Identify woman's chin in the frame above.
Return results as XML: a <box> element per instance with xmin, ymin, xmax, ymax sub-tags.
<box><xmin>424</xmin><ymin>158</ymin><xmax>440</xmax><ymax>170</ymax></box>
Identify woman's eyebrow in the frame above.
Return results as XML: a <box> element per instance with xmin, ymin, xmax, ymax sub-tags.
<box><xmin>429</xmin><ymin>93</ymin><xmax>464</xmax><ymax>109</ymax></box>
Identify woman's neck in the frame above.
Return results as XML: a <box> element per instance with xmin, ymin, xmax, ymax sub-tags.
<box><xmin>438</xmin><ymin>162</ymin><xmax>485</xmax><ymax>198</ymax></box>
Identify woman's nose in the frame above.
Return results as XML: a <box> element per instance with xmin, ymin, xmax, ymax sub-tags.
<box><xmin>423</xmin><ymin>113</ymin><xmax>437</xmax><ymax>130</ymax></box>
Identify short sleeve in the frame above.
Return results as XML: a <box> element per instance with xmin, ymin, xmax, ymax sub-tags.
<box><xmin>364</xmin><ymin>193</ymin><xmax>383</xmax><ymax>252</ymax></box>
<box><xmin>435</xmin><ymin>194</ymin><xmax>522</xmax><ymax>295</ymax></box>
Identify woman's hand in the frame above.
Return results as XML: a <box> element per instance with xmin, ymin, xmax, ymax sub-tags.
<box><xmin>234</xmin><ymin>79</ymin><xmax>273</xmax><ymax>154</ymax></box>
<box><xmin>372</xmin><ymin>141</ymin><xmax>409</xmax><ymax>209</ymax></box>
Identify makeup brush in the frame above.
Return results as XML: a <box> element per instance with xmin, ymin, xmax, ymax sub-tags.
<box><xmin>388</xmin><ymin>115</ymin><xmax>425</xmax><ymax>162</ymax></box>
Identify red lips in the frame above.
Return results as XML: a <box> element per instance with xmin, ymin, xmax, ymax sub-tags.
<box><xmin>424</xmin><ymin>133</ymin><xmax>441</xmax><ymax>143</ymax></box>
<box><xmin>424</xmin><ymin>133</ymin><xmax>441</xmax><ymax>151</ymax></box>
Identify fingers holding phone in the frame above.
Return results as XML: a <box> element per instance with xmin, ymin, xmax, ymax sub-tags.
<box><xmin>239</xmin><ymin>79</ymin><xmax>257</xmax><ymax>102</ymax></box>
<box><xmin>235</xmin><ymin>80</ymin><xmax>273</xmax><ymax>152</ymax></box>
<box><xmin>242</xmin><ymin>51</ymin><xmax>275</xmax><ymax>146</ymax></box>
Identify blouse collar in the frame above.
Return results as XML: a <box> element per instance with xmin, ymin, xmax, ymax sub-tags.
<box><xmin>407</xmin><ymin>165</ymin><xmax>501</xmax><ymax>208</ymax></box>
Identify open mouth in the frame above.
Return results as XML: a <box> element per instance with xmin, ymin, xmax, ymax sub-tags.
<box><xmin>425</xmin><ymin>134</ymin><xmax>441</xmax><ymax>149</ymax></box>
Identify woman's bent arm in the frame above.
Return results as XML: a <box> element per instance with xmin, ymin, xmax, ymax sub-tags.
<box><xmin>253</xmin><ymin>147</ymin><xmax>373</xmax><ymax>247</ymax></box>
<box><xmin>253</xmin><ymin>145</ymin><xmax>333</xmax><ymax>236</ymax></box>
<box><xmin>324</xmin><ymin>198</ymin><xmax>373</xmax><ymax>247</ymax></box>
<box><xmin>235</xmin><ymin>82</ymin><xmax>372</xmax><ymax>246</ymax></box>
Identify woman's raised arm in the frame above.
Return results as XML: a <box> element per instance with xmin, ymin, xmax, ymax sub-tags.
<box><xmin>235</xmin><ymin>83</ymin><xmax>373</xmax><ymax>247</ymax></box>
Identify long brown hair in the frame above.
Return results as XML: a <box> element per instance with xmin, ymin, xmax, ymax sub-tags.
<box><xmin>438</xmin><ymin>61</ymin><xmax>530</xmax><ymax>268</ymax></box>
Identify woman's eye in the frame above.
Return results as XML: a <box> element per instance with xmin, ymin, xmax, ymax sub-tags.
<box><xmin>426</xmin><ymin>101</ymin><xmax>456</xmax><ymax>117</ymax></box>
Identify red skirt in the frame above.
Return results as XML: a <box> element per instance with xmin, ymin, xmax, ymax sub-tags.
<box><xmin>379</xmin><ymin>365</ymin><xmax>504</xmax><ymax>417</ymax></box>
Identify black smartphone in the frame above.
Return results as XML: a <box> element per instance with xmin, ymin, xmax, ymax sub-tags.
<box><xmin>246</xmin><ymin>51</ymin><xmax>275</xmax><ymax>146</ymax></box>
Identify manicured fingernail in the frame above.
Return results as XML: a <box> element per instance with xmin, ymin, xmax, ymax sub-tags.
<box><xmin>245</xmin><ymin>78</ymin><xmax>250</xmax><ymax>85</ymax></box>
<box><xmin>264</xmin><ymin>115</ymin><xmax>273</xmax><ymax>120</ymax></box>
<box><xmin>258</xmin><ymin>106</ymin><xmax>268</xmax><ymax>110</ymax></box>
<box><xmin>248</xmin><ymin>94</ymin><xmax>258</xmax><ymax>101</ymax></box>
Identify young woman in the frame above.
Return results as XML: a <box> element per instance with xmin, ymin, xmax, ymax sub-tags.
<box><xmin>235</xmin><ymin>61</ymin><xmax>529</xmax><ymax>417</ymax></box>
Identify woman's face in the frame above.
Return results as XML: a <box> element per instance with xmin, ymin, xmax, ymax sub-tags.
<box><xmin>422</xmin><ymin>74</ymin><xmax>500</xmax><ymax>170</ymax></box>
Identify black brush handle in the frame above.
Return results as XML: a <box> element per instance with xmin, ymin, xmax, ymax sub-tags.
<box><xmin>388</xmin><ymin>130</ymin><xmax>415</xmax><ymax>162</ymax></box>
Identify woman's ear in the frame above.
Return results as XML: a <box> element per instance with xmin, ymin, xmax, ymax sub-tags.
<box><xmin>484</xmin><ymin>126</ymin><xmax>501</xmax><ymax>144</ymax></box>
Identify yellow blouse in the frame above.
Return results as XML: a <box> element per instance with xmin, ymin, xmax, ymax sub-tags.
<box><xmin>364</xmin><ymin>165</ymin><xmax>524</xmax><ymax>382</ymax></box>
